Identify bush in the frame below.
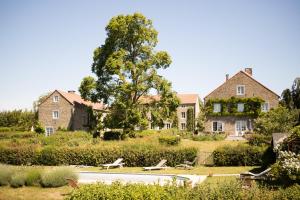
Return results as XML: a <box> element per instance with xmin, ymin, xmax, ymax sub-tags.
<box><xmin>0</xmin><ymin>127</ymin><xmax>11</xmax><ymax>132</ymax></box>
<box><xmin>41</xmin><ymin>168</ymin><xmax>78</xmax><ymax>187</ymax></box>
<box><xmin>213</xmin><ymin>144</ymin><xmax>267</xmax><ymax>166</ymax></box>
<box><xmin>103</xmin><ymin>131</ymin><xmax>124</xmax><ymax>140</ymax></box>
<box><xmin>34</xmin><ymin>122</ymin><xmax>45</xmax><ymax>134</ymax></box>
<box><xmin>10</xmin><ymin>172</ymin><xmax>26</xmax><ymax>188</ymax></box>
<box><xmin>0</xmin><ymin>165</ymin><xmax>14</xmax><ymax>186</ymax></box>
<box><xmin>192</xmin><ymin>134</ymin><xmax>226</xmax><ymax>141</ymax></box>
<box><xmin>0</xmin><ymin>145</ymin><xmax>197</xmax><ymax>167</ymax></box>
<box><xmin>158</xmin><ymin>135</ymin><xmax>181</xmax><ymax>145</ymax></box>
<box><xmin>25</xmin><ymin>169</ymin><xmax>42</xmax><ymax>186</ymax></box>
<box><xmin>246</xmin><ymin>134</ymin><xmax>271</xmax><ymax>146</ymax></box>
<box><xmin>0</xmin><ymin>131</ymin><xmax>36</xmax><ymax>139</ymax></box>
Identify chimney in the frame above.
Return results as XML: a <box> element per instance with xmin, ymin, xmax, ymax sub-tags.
<box><xmin>226</xmin><ymin>74</ymin><xmax>229</xmax><ymax>81</ymax></box>
<box><xmin>68</xmin><ymin>90</ymin><xmax>76</xmax><ymax>94</ymax></box>
<box><xmin>244</xmin><ymin>68</ymin><xmax>252</xmax><ymax>76</ymax></box>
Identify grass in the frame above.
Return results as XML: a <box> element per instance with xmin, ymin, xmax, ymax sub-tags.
<box><xmin>0</xmin><ymin>186</ymin><xmax>71</xmax><ymax>200</ymax></box>
<box><xmin>76</xmin><ymin>166</ymin><xmax>255</xmax><ymax>175</ymax></box>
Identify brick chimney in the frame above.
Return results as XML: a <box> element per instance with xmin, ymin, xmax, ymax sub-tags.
<box><xmin>244</xmin><ymin>68</ymin><xmax>252</xmax><ymax>76</ymax></box>
<box><xmin>226</xmin><ymin>74</ymin><xmax>229</xmax><ymax>81</ymax></box>
<box><xmin>68</xmin><ymin>90</ymin><xmax>76</xmax><ymax>94</ymax></box>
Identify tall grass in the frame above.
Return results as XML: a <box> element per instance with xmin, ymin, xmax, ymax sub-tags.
<box><xmin>41</xmin><ymin>168</ymin><xmax>78</xmax><ymax>188</ymax></box>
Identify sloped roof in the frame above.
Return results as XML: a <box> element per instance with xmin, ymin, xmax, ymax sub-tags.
<box><xmin>272</xmin><ymin>133</ymin><xmax>289</xmax><ymax>148</ymax></box>
<box><xmin>204</xmin><ymin>70</ymin><xmax>280</xmax><ymax>100</ymax></box>
<box><xmin>41</xmin><ymin>90</ymin><xmax>105</xmax><ymax>110</ymax></box>
<box><xmin>140</xmin><ymin>94</ymin><xmax>199</xmax><ymax>104</ymax></box>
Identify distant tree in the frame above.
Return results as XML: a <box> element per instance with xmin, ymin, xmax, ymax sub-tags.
<box><xmin>33</xmin><ymin>92</ymin><xmax>51</xmax><ymax>113</ymax></box>
<box><xmin>254</xmin><ymin>106</ymin><xmax>298</xmax><ymax>135</ymax></box>
<box><xmin>280</xmin><ymin>89</ymin><xmax>294</xmax><ymax>109</ymax></box>
<box><xmin>186</xmin><ymin>107</ymin><xmax>195</xmax><ymax>132</ymax></box>
<box><xmin>292</xmin><ymin>78</ymin><xmax>300</xmax><ymax>109</ymax></box>
<box><xmin>79</xmin><ymin>13</ymin><xmax>179</xmax><ymax>133</ymax></box>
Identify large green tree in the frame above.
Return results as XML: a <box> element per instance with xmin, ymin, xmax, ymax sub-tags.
<box><xmin>79</xmin><ymin>13</ymin><xmax>179</xmax><ymax>132</ymax></box>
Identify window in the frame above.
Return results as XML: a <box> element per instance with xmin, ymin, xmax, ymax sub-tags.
<box><xmin>45</xmin><ymin>127</ymin><xmax>54</xmax><ymax>136</ymax></box>
<box><xmin>181</xmin><ymin>123</ymin><xmax>186</xmax><ymax>130</ymax></box>
<box><xmin>236</xmin><ymin>120</ymin><xmax>247</xmax><ymax>136</ymax></box>
<box><xmin>166</xmin><ymin>123</ymin><xmax>171</xmax><ymax>129</ymax></box>
<box><xmin>181</xmin><ymin>112</ymin><xmax>186</xmax><ymax>118</ymax></box>
<box><xmin>237</xmin><ymin>103</ymin><xmax>244</xmax><ymax>112</ymax></box>
<box><xmin>53</xmin><ymin>96</ymin><xmax>59</xmax><ymax>102</ymax></box>
<box><xmin>236</xmin><ymin>85</ymin><xmax>245</xmax><ymax>95</ymax></box>
<box><xmin>212</xmin><ymin>121</ymin><xmax>223</xmax><ymax>132</ymax></box>
<box><xmin>261</xmin><ymin>102</ymin><xmax>269</xmax><ymax>112</ymax></box>
<box><xmin>213</xmin><ymin>103</ymin><xmax>221</xmax><ymax>113</ymax></box>
<box><xmin>52</xmin><ymin>111</ymin><xmax>59</xmax><ymax>119</ymax></box>
<box><xmin>181</xmin><ymin>105</ymin><xmax>186</xmax><ymax>108</ymax></box>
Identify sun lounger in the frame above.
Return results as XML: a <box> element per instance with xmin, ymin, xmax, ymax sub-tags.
<box><xmin>100</xmin><ymin>158</ymin><xmax>125</xmax><ymax>170</ymax></box>
<box><xmin>143</xmin><ymin>159</ymin><xmax>168</xmax><ymax>171</ymax></box>
<box><xmin>175</xmin><ymin>158</ymin><xmax>197</xmax><ymax>169</ymax></box>
<box><xmin>239</xmin><ymin>168</ymin><xmax>271</xmax><ymax>188</ymax></box>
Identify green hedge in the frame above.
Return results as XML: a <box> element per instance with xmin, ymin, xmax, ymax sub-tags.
<box><xmin>213</xmin><ymin>144</ymin><xmax>267</xmax><ymax>166</ymax></box>
<box><xmin>246</xmin><ymin>134</ymin><xmax>271</xmax><ymax>146</ymax></box>
<box><xmin>66</xmin><ymin>181</ymin><xmax>300</xmax><ymax>200</ymax></box>
<box><xmin>0</xmin><ymin>145</ymin><xmax>197</xmax><ymax>167</ymax></box>
<box><xmin>158</xmin><ymin>135</ymin><xmax>181</xmax><ymax>146</ymax></box>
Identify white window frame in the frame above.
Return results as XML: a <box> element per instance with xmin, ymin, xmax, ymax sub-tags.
<box><xmin>236</xmin><ymin>85</ymin><xmax>245</xmax><ymax>95</ymax></box>
<box><xmin>237</xmin><ymin>103</ymin><xmax>244</xmax><ymax>112</ymax></box>
<box><xmin>181</xmin><ymin>123</ymin><xmax>186</xmax><ymax>130</ymax></box>
<box><xmin>261</xmin><ymin>102</ymin><xmax>269</xmax><ymax>112</ymax></box>
<box><xmin>213</xmin><ymin>103</ymin><xmax>221</xmax><ymax>113</ymax></box>
<box><xmin>235</xmin><ymin>120</ymin><xmax>247</xmax><ymax>136</ymax></box>
<box><xmin>53</xmin><ymin>95</ymin><xmax>59</xmax><ymax>102</ymax></box>
<box><xmin>181</xmin><ymin>112</ymin><xmax>186</xmax><ymax>119</ymax></box>
<box><xmin>212</xmin><ymin>121</ymin><xmax>223</xmax><ymax>132</ymax></box>
<box><xmin>52</xmin><ymin>110</ymin><xmax>59</xmax><ymax>119</ymax></box>
<box><xmin>45</xmin><ymin>126</ymin><xmax>54</xmax><ymax>136</ymax></box>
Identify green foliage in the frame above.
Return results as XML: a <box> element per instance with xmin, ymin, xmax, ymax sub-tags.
<box><xmin>0</xmin><ymin>110</ymin><xmax>37</xmax><ymax>131</ymax></box>
<box><xmin>25</xmin><ymin>169</ymin><xmax>42</xmax><ymax>186</ymax></box>
<box><xmin>34</xmin><ymin>121</ymin><xmax>45</xmax><ymax>134</ymax></box>
<box><xmin>186</xmin><ymin>107</ymin><xmax>195</xmax><ymax>132</ymax></box>
<box><xmin>0</xmin><ymin>144</ymin><xmax>197</xmax><ymax>167</ymax></box>
<box><xmin>103</xmin><ymin>131</ymin><xmax>124</xmax><ymax>140</ymax></box>
<box><xmin>205</xmin><ymin>97</ymin><xmax>264</xmax><ymax>117</ymax></box>
<box><xmin>196</xmin><ymin>101</ymin><xmax>206</xmax><ymax>132</ymax></box>
<box><xmin>41</xmin><ymin>168</ymin><xmax>78</xmax><ymax>188</ymax></box>
<box><xmin>0</xmin><ymin>165</ymin><xmax>14</xmax><ymax>186</ymax></box>
<box><xmin>0</xmin><ymin>127</ymin><xmax>11</xmax><ymax>132</ymax></box>
<box><xmin>254</xmin><ymin>106</ymin><xmax>298</xmax><ymax>135</ymax></box>
<box><xmin>10</xmin><ymin>172</ymin><xmax>26</xmax><ymax>188</ymax></box>
<box><xmin>0</xmin><ymin>131</ymin><xmax>36</xmax><ymax>139</ymax></box>
<box><xmin>158</xmin><ymin>135</ymin><xmax>181</xmax><ymax>146</ymax></box>
<box><xmin>246</xmin><ymin>133</ymin><xmax>272</xmax><ymax>146</ymax></box>
<box><xmin>191</xmin><ymin>134</ymin><xmax>226</xmax><ymax>141</ymax></box>
<box><xmin>66</xmin><ymin>180</ymin><xmax>300</xmax><ymax>200</ymax></box>
<box><xmin>213</xmin><ymin>144</ymin><xmax>267</xmax><ymax>166</ymax></box>
<box><xmin>80</xmin><ymin>13</ymin><xmax>179</xmax><ymax>132</ymax></box>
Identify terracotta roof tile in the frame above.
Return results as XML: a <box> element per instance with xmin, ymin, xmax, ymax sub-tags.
<box><xmin>57</xmin><ymin>90</ymin><xmax>105</xmax><ymax>110</ymax></box>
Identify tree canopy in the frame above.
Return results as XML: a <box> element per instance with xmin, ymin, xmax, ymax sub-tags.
<box><xmin>79</xmin><ymin>13</ymin><xmax>179</xmax><ymax>132</ymax></box>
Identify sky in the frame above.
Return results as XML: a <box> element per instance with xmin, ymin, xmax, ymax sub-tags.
<box><xmin>0</xmin><ymin>0</ymin><xmax>300</xmax><ymax>110</ymax></box>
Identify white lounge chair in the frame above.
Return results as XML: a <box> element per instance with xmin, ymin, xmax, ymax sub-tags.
<box><xmin>175</xmin><ymin>158</ymin><xmax>197</xmax><ymax>169</ymax></box>
<box><xmin>143</xmin><ymin>159</ymin><xmax>168</xmax><ymax>171</ymax></box>
<box><xmin>100</xmin><ymin>158</ymin><xmax>124</xmax><ymax>170</ymax></box>
<box><xmin>240</xmin><ymin>168</ymin><xmax>271</xmax><ymax>179</ymax></box>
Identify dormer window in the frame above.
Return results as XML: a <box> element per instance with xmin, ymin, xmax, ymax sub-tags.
<box><xmin>213</xmin><ymin>103</ymin><xmax>221</xmax><ymax>113</ymax></box>
<box><xmin>53</xmin><ymin>96</ymin><xmax>59</xmax><ymax>102</ymax></box>
<box><xmin>237</xmin><ymin>103</ymin><xmax>244</xmax><ymax>112</ymax></box>
<box><xmin>236</xmin><ymin>85</ymin><xmax>245</xmax><ymax>95</ymax></box>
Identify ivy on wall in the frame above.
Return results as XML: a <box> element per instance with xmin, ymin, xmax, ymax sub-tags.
<box><xmin>186</xmin><ymin>107</ymin><xmax>195</xmax><ymax>131</ymax></box>
<box><xmin>205</xmin><ymin>97</ymin><xmax>264</xmax><ymax>117</ymax></box>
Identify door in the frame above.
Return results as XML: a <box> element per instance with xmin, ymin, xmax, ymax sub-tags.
<box><xmin>235</xmin><ymin>121</ymin><xmax>246</xmax><ymax>136</ymax></box>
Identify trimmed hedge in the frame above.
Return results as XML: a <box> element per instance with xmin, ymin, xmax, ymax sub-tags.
<box><xmin>213</xmin><ymin>144</ymin><xmax>267</xmax><ymax>166</ymax></box>
<box><xmin>158</xmin><ymin>135</ymin><xmax>181</xmax><ymax>146</ymax></box>
<box><xmin>66</xmin><ymin>181</ymin><xmax>300</xmax><ymax>200</ymax></box>
<box><xmin>246</xmin><ymin>134</ymin><xmax>271</xmax><ymax>146</ymax></box>
<box><xmin>0</xmin><ymin>145</ymin><xmax>197</xmax><ymax>167</ymax></box>
<box><xmin>103</xmin><ymin>131</ymin><xmax>124</xmax><ymax>140</ymax></box>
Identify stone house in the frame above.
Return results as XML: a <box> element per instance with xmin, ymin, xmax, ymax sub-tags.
<box><xmin>204</xmin><ymin>68</ymin><xmax>279</xmax><ymax>136</ymax></box>
<box><xmin>142</xmin><ymin>94</ymin><xmax>201</xmax><ymax>130</ymax></box>
<box><xmin>38</xmin><ymin>90</ymin><xmax>105</xmax><ymax>136</ymax></box>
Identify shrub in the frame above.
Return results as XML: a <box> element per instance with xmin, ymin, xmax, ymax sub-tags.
<box><xmin>246</xmin><ymin>134</ymin><xmax>271</xmax><ymax>146</ymax></box>
<box><xmin>103</xmin><ymin>131</ymin><xmax>124</xmax><ymax>140</ymax></box>
<box><xmin>34</xmin><ymin>122</ymin><xmax>45</xmax><ymax>134</ymax></box>
<box><xmin>158</xmin><ymin>135</ymin><xmax>181</xmax><ymax>145</ymax></box>
<box><xmin>0</xmin><ymin>145</ymin><xmax>38</xmax><ymax>165</ymax></box>
<box><xmin>25</xmin><ymin>169</ymin><xmax>42</xmax><ymax>186</ymax></box>
<box><xmin>275</xmin><ymin>184</ymin><xmax>300</xmax><ymax>200</ymax></box>
<box><xmin>41</xmin><ymin>168</ymin><xmax>78</xmax><ymax>187</ymax></box>
<box><xmin>192</xmin><ymin>134</ymin><xmax>226</xmax><ymax>141</ymax></box>
<box><xmin>0</xmin><ymin>127</ymin><xmax>11</xmax><ymax>132</ymax></box>
<box><xmin>213</xmin><ymin>144</ymin><xmax>267</xmax><ymax>166</ymax></box>
<box><xmin>10</xmin><ymin>172</ymin><xmax>26</xmax><ymax>188</ymax></box>
<box><xmin>0</xmin><ymin>165</ymin><xmax>14</xmax><ymax>186</ymax></box>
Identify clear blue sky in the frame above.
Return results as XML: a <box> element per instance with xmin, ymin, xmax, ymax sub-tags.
<box><xmin>0</xmin><ymin>0</ymin><xmax>300</xmax><ymax>110</ymax></box>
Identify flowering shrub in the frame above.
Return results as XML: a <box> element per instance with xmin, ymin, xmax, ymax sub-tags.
<box><xmin>277</xmin><ymin>151</ymin><xmax>300</xmax><ymax>181</ymax></box>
